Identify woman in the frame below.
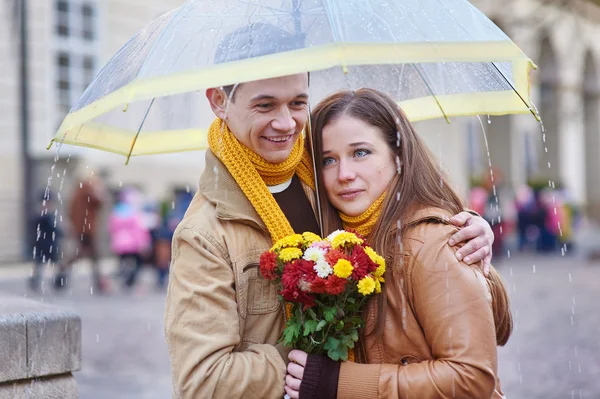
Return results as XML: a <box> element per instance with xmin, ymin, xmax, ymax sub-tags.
<box><xmin>284</xmin><ymin>89</ymin><xmax>512</xmax><ymax>399</ymax></box>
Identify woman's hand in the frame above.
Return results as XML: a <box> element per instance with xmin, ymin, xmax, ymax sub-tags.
<box><xmin>285</xmin><ymin>350</ymin><xmax>308</xmax><ymax>399</ymax></box>
<box><xmin>449</xmin><ymin>212</ymin><xmax>494</xmax><ymax>276</ymax></box>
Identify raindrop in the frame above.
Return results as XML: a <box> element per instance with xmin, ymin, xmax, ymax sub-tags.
<box><xmin>96</xmin><ymin>334</ymin><xmax>100</xmax><ymax>343</ymax></box>
<box><xmin>171</xmin><ymin>201</ymin><xmax>175</xmax><ymax>210</ymax></box>
<box><xmin>90</xmin><ymin>286</ymin><xmax>93</xmax><ymax>295</ymax></box>
<box><xmin>79</xmin><ymin>182</ymin><xmax>83</xmax><ymax>188</ymax></box>
<box><xmin>532</xmin><ymin>264</ymin><xmax>536</xmax><ymax>273</ymax></box>
<box><xmin>568</xmin><ymin>273</ymin><xmax>572</xmax><ymax>283</ymax></box>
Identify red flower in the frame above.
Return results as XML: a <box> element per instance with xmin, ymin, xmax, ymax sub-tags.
<box><xmin>325</xmin><ymin>249</ymin><xmax>346</xmax><ymax>265</ymax></box>
<box><xmin>325</xmin><ymin>275</ymin><xmax>347</xmax><ymax>295</ymax></box>
<box><xmin>310</xmin><ymin>277</ymin><xmax>328</xmax><ymax>294</ymax></box>
<box><xmin>259</xmin><ymin>251</ymin><xmax>278</xmax><ymax>280</ymax></box>
<box><xmin>280</xmin><ymin>286</ymin><xmax>315</xmax><ymax>308</ymax></box>
<box><xmin>279</xmin><ymin>259</ymin><xmax>318</xmax><ymax>308</ymax></box>
<box><xmin>350</xmin><ymin>245</ymin><xmax>374</xmax><ymax>280</ymax></box>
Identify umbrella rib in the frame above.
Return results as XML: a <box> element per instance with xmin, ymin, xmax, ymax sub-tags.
<box><xmin>413</xmin><ymin>64</ymin><xmax>450</xmax><ymax>123</ymax></box>
<box><xmin>125</xmin><ymin>98</ymin><xmax>155</xmax><ymax>165</ymax></box>
<box><xmin>489</xmin><ymin>62</ymin><xmax>539</xmax><ymax>120</ymax></box>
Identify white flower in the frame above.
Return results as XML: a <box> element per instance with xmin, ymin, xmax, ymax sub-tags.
<box><xmin>326</xmin><ymin>229</ymin><xmax>345</xmax><ymax>242</ymax></box>
<box><xmin>303</xmin><ymin>247</ymin><xmax>326</xmax><ymax>263</ymax></box>
<box><xmin>313</xmin><ymin>259</ymin><xmax>333</xmax><ymax>279</ymax></box>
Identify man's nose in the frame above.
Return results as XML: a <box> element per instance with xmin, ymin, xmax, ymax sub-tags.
<box><xmin>271</xmin><ymin>107</ymin><xmax>296</xmax><ymax>132</ymax></box>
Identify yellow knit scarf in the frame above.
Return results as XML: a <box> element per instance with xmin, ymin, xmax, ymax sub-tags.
<box><xmin>339</xmin><ymin>193</ymin><xmax>386</xmax><ymax>238</ymax></box>
<box><xmin>207</xmin><ymin>118</ymin><xmax>315</xmax><ymax>243</ymax></box>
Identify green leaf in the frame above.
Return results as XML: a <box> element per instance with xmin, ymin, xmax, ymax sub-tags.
<box><xmin>346</xmin><ymin>296</ymin><xmax>356</xmax><ymax>304</ymax></box>
<box><xmin>316</xmin><ymin>320</ymin><xmax>327</xmax><ymax>332</ymax></box>
<box><xmin>324</xmin><ymin>336</ymin><xmax>342</xmax><ymax>361</ymax></box>
<box><xmin>303</xmin><ymin>320</ymin><xmax>318</xmax><ymax>336</ymax></box>
<box><xmin>283</xmin><ymin>323</ymin><xmax>301</xmax><ymax>347</ymax></box>
<box><xmin>349</xmin><ymin>329</ymin><xmax>359</xmax><ymax>342</ymax></box>
<box><xmin>324</xmin><ymin>307</ymin><xmax>337</xmax><ymax>322</ymax></box>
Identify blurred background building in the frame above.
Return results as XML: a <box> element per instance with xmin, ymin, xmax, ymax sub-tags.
<box><xmin>0</xmin><ymin>0</ymin><xmax>599</xmax><ymax>262</ymax></box>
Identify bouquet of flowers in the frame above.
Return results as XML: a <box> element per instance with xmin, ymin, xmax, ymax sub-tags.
<box><xmin>259</xmin><ymin>230</ymin><xmax>386</xmax><ymax>362</ymax></box>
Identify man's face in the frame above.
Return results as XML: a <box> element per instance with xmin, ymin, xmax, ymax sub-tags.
<box><xmin>219</xmin><ymin>74</ymin><xmax>309</xmax><ymax>164</ymax></box>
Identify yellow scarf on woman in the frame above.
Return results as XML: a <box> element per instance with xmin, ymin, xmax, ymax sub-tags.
<box><xmin>207</xmin><ymin>118</ymin><xmax>315</xmax><ymax>243</ymax></box>
<box><xmin>339</xmin><ymin>193</ymin><xmax>386</xmax><ymax>238</ymax></box>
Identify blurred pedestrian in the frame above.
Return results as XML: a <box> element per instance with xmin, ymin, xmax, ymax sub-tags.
<box><xmin>109</xmin><ymin>186</ymin><xmax>151</xmax><ymax>289</ymax></box>
<box><xmin>29</xmin><ymin>191</ymin><xmax>62</xmax><ymax>292</ymax></box>
<box><xmin>54</xmin><ymin>174</ymin><xmax>108</xmax><ymax>293</ymax></box>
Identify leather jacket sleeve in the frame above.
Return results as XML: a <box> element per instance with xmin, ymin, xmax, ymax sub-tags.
<box><xmin>337</xmin><ymin>223</ymin><xmax>498</xmax><ymax>399</ymax></box>
<box><xmin>164</xmin><ymin>227</ymin><xmax>287</xmax><ymax>399</ymax></box>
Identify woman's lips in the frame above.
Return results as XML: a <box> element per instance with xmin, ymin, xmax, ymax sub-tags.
<box><xmin>338</xmin><ymin>189</ymin><xmax>363</xmax><ymax>200</ymax></box>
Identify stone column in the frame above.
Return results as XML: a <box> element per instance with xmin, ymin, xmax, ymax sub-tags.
<box><xmin>0</xmin><ymin>292</ymin><xmax>81</xmax><ymax>399</ymax></box>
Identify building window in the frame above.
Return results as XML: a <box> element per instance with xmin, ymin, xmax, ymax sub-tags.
<box><xmin>82</xmin><ymin>56</ymin><xmax>95</xmax><ymax>89</ymax></box>
<box><xmin>57</xmin><ymin>53</ymin><xmax>71</xmax><ymax>114</ymax></box>
<box><xmin>54</xmin><ymin>0</ymin><xmax>99</xmax><ymax>123</ymax></box>
<box><xmin>56</xmin><ymin>0</ymin><xmax>70</xmax><ymax>37</ymax></box>
<box><xmin>81</xmin><ymin>4</ymin><xmax>95</xmax><ymax>40</ymax></box>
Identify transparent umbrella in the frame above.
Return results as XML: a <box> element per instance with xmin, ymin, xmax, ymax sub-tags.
<box><xmin>49</xmin><ymin>0</ymin><xmax>536</xmax><ymax>161</ymax></box>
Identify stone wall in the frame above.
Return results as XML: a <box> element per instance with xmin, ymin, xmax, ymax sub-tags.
<box><xmin>0</xmin><ymin>292</ymin><xmax>81</xmax><ymax>399</ymax></box>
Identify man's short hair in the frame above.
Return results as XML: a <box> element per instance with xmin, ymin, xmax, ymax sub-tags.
<box><xmin>215</xmin><ymin>22</ymin><xmax>305</xmax><ymax>100</ymax></box>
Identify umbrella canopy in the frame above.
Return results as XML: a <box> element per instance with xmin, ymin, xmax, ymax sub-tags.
<box><xmin>49</xmin><ymin>0</ymin><xmax>536</xmax><ymax>160</ymax></box>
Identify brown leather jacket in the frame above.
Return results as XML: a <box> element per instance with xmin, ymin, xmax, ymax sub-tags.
<box><xmin>337</xmin><ymin>207</ymin><xmax>505</xmax><ymax>399</ymax></box>
<box><xmin>164</xmin><ymin>150</ymin><xmax>317</xmax><ymax>398</ymax></box>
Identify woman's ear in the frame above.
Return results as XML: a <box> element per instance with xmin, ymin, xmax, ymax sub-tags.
<box><xmin>206</xmin><ymin>88</ymin><xmax>229</xmax><ymax>120</ymax></box>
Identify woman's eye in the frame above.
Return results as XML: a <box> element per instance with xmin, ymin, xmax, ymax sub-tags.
<box><xmin>354</xmin><ymin>149</ymin><xmax>371</xmax><ymax>158</ymax></box>
<box><xmin>323</xmin><ymin>157</ymin><xmax>335</xmax><ymax>166</ymax></box>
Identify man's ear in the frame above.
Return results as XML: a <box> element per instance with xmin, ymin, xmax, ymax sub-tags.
<box><xmin>206</xmin><ymin>88</ymin><xmax>228</xmax><ymax>120</ymax></box>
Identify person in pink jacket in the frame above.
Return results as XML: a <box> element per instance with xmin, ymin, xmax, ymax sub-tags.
<box><xmin>109</xmin><ymin>187</ymin><xmax>151</xmax><ymax>288</ymax></box>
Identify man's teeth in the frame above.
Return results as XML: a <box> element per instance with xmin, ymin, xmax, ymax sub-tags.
<box><xmin>267</xmin><ymin>136</ymin><xmax>290</xmax><ymax>142</ymax></box>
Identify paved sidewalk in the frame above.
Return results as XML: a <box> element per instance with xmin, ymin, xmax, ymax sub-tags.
<box><xmin>0</xmin><ymin>254</ymin><xmax>598</xmax><ymax>398</ymax></box>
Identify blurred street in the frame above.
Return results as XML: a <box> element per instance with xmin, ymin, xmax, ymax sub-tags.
<box><xmin>0</xmin><ymin>254</ymin><xmax>598</xmax><ymax>398</ymax></box>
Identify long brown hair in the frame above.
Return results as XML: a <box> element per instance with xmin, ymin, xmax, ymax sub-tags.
<box><xmin>311</xmin><ymin>88</ymin><xmax>512</xmax><ymax>346</ymax></box>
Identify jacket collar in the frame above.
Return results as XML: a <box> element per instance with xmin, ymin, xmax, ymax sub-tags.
<box><xmin>199</xmin><ymin>150</ymin><xmax>267</xmax><ymax>232</ymax></box>
<box><xmin>404</xmin><ymin>205</ymin><xmax>454</xmax><ymax>227</ymax></box>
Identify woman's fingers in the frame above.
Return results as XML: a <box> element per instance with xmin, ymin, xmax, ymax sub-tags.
<box><xmin>286</xmin><ymin>374</ymin><xmax>302</xmax><ymax>391</ymax></box>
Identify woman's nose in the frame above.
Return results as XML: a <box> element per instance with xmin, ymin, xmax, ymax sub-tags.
<box><xmin>337</xmin><ymin>160</ymin><xmax>356</xmax><ymax>181</ymax></box>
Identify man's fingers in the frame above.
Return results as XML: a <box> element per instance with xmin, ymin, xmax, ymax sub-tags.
<box><xmin>285</xmin><ymin>385</ymin><xmax>300</xmax><ymax>399</ymax></box>
<box><xmin>285</xmin><ymin>375</ymin><xmax>302</xmax><ymax>391</ymax></box>
<box><xmin>461</xmin><ymin>246</ymin><xmax>490</xmax><ymax>265</ymax></box>
<box><xmin>483</xmin><ymin>260</ymin><xmax>491</xmax><ymax>277</ymax></box>
<box><xmin>287</xmin><ymin>362</ymin><xmax>305</xmax><ymax>380</ymax></box>
<box><xmin>449</xmin><ymin>223</ymin><xmax>484</xmax><ymax>248</ymax></box>
<box><xmin>449</xmin><ymin>211</ymin><xmax>471</xmax><ymax>228</ymax></box>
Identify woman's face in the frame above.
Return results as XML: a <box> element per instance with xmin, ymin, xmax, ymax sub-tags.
<box><xmin>321</xmin><ymin>115</ymin><xmax>396</xmax><ymax>217</ymax></box>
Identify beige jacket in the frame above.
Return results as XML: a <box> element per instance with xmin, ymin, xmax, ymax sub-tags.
<box><xmin>337</xmin><ymin>207</ymin><xmax>505</xmax><ymax>399</ymax></box>
<box><xmin>164</xmin><ymin>150</ymin><xmax>317</xmax><ymax>399</ymax></box>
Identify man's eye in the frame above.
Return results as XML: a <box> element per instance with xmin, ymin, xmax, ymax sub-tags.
<box><xmin>256</xmin><ymin>103</ymin><xmax>272</xmax><ymax>109</ymax></box>
<box><xmin>354</xmin><ymin>149</ymin><xmax>371</xmax><ymax>158</ymax></box>
<box><xmin>292</xmin><ymin>101</ymin><xmax>307</xmax><ymax>107</ymax></box>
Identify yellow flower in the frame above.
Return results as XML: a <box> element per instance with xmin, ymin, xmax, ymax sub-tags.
<box><xmin>271</xmin><ymin>234</ymin><xmax>303</xmax><ymax>251</ymax></box>
<box><xmin>302</xmin><ymin>232</ymin><xmax>322</xmax><ymax>246</ymax></box>
<box><xmin>357</xmin><ymin>276</ymin><xmax>376</xmax><ymax>296</ymax></box>
<box><xmin>330</xmin><ymin>232</ymin><xmax>363</xmax><ymax>249</ymax></box>
<box><xmin>333</xmin><ymin>259</ymin><xmax>354</xmax><ymax>279</ymax></box>
<box><xmin>374</xmin><ymin>279</ymin><xmax>382</xmax><ymax>294</ymax></box>
<box><xmin>365</xmin><ymin>246</ymin><xmax>386</xmax><ymax>277</ymax></box>
<box><xmin>279</xmin><ymin>247</ymin><xmax>303</xmax><ymax>262</ymax></box>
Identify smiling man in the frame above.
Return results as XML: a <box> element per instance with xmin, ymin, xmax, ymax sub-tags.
<box><xmin>164</xmin><ymin>23</ymin><xmax>495</xmax><ymax>399</ymax></box>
